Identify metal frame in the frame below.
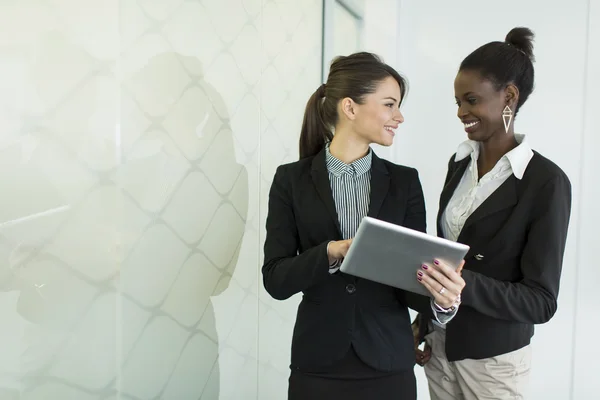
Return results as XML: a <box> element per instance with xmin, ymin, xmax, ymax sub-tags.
<box><xmin>321</xmin><ymin>0</ymin><xmax>365</xmax><ymax>82</ymax></box>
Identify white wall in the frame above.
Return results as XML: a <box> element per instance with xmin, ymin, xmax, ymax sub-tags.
<box><xmin>394</xmin><ymin>1</ymin><xmax>599</xmax><ymax>399</ymax></box>
<box><xmin>572</xmin><ymin>0</ymin><xmax>600</xmax><ymax>398</ymax></box>
<box><xmin>361</xmin><ymin>0</ymin><xmax>402</xmax><ymax>160</ymax></box>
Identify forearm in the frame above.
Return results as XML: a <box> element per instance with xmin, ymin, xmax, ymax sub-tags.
<box><xmin>262</xmin><ymin>241</ymin><xmax>331</xmax><ymax>300</ymax></box>
<box><xmin>461</xmin><ymin>269</ymin><xmax>557</xmax><ymax>324</ymax></box>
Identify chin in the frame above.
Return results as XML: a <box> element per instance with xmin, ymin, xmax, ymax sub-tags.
<box><xmin>376</xmin><ymin>135</ymin><xmax>395</xmax><ymax>147</ymax></box>
<box><xmin>467</xmin><ymin>130</ymin><xmax>495</xmax><ymax>142</ymax></box>
<box><xmin>374</xmin><ymin>139</ymin><xmax>393</xmax><ymax>147</ymax></box>
<box><xmin>467</xmin><ymin>131</ymin><xmax>485</xmax><ymax>141</ymax></box>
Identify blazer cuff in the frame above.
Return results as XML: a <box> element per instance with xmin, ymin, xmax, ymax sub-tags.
<box><xmin>430</xmin><ymin>298</ymin><xmax>459</xmax><ymax>324</ymax></box>
<box><xmin>326</xmin><ymin>241</ymin><xmax>341</xmax><ymax>274</ymax></box>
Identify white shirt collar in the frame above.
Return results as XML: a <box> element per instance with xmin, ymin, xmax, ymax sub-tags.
<box><xmin>454</xmin><ymin>134</ymin><xmax>534</xmax><ymax>179</ymax></box>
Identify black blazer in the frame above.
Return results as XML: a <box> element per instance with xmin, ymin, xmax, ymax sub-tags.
<box><xmin>418</xmin><ymin>151</ymin><xmax>572</xmax><ymax>362</ymax></box>
<box><xmin>262</xmin><ymin>148</ymin><xmax>431</xmax><ymax>372</ymax></box>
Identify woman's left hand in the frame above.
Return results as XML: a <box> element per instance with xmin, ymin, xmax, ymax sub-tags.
<box><xmin>417</xmin><ymin>259</ymin><xmax>465</xmax><ymax>309</ymax></box>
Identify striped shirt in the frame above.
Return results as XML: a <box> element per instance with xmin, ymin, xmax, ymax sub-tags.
<box><xmin>325</xmin><ymin>144</ymin><xmax>372</xmax><ymax>240</ymax></box>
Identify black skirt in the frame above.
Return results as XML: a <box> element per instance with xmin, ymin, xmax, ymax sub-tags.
<box><xmin>288</xmin><ymin>347</ymin><xmax>417</xmax><ymax>400</ymax></box>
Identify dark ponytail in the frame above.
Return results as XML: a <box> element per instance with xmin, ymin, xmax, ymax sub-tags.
<box><xmin>299</xmin><ymin>84</ymin><xmax>333</xmax><ymax>160</ymax></box>
<box><xmin>299</xmin><ymin>52</ymin><xmax>408</xmax><ymax>159</ymax></box>
<box><xmin>459</xmin><ymin>27</ymin><xmax>535</xmax><ymax>114</ymax></box>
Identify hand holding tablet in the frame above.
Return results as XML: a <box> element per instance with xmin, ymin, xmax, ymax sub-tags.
<box><xmin>339</xmin><ymin>217</ymin><xmax>468</xmax><ymax>299</ymax></box>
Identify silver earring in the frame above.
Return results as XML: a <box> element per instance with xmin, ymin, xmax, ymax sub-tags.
<box><xmin>502</xmin><ymin>105</ymin><xmax>513</xmax><ymax>133</ymax></box>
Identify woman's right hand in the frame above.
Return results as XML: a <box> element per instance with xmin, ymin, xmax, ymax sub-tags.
<box><xmin>327</xmin><ymin>239</ymin><xmax>353</xmax><ymax>265</ymax></box>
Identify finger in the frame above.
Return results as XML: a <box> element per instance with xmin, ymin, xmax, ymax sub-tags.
<box><xmin>415</xmin><ymin>350</ymin><xmax>428</xmax><ymax>363</ymax></box>
<box><xmin>418</xmin><ymin>267</ymin><xmax>445</xmax><ymax>296</ymax></box>
<box><xmin>432</xmin><ymin>259</ymin><xmax>466</xmax><ymax>289</ymax></box>
<box><xmin>418</xmin><ymin>274</ymin><xmax>447</xmax><ymax>305</ymax></box>
<box><xmin>340</xmin><ymin>240</ymin><xmax>352</xmax><ymax>257</ymax></box>
<box><xmin>456</xmin><ymin>259</ymin><xmax>465</xmax><ymax>274</ymax></box>
<box><xmin>418</xmin><ymin>273</ymin><xmax>458</xmax><ymax>308</ymax></box>
<box><xmin>421</xmin><ymin>263</ymin><xmax>461</xmax><ymax>295</ymax></box>
<box><xmin>417</xmin><ymin>350</ymin><xmax>431</xmax><ymax>366</ymax></box>
<box><xmin>420</xmin><ymin>276</ymin><xmax>458</xmax><ymax>308</ymax></box>
<box><xmin>422</xmin><ymin>346</ymin><xmax>432</xmax><ymax>363</ymax></box>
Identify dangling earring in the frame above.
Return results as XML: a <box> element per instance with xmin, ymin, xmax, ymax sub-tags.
<box><xmin>502</xmin><ymin>105</ymin><xmax>513</xmax><ymax>133</ymax></box>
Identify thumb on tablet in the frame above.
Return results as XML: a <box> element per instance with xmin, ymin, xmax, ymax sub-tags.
<box><xmin>456</xmin><ymin>260</ymin><xmax>465</xmax><ymax>275</ymax></box>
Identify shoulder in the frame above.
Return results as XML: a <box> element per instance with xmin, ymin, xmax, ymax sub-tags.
<box><xmin>526</xmin><ymin>151</ymin><xmax>571</xmax><ymax>188</ymax></box>
<box><xmin>446</xmin><ymin>153</ymin><xmax>458</xmax><ymax>168</ymax></box>
<box><xmin>271</xmin><ymin>156</ymin><xmax>315</xmax><ymax>191</ymax></box>
<box><xmin>275</xmin><ymin>156</ymin><xmax>313</xmax><ymax>175</ymax></box>
<box><xmin>379</xmin><ymin>157</ymin><xmax>419</xmax><ymax>178</ymax></box>
<box><xmin>377</xmin><ymin>158</ymin><xmax>422</xmax><ymax>190</ymax></box>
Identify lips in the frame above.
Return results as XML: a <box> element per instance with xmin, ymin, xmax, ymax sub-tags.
<box><xmin>384</xmin><ymin>125</ymin><xmax>398</xmax><ymax>135</ymax></box>
<box><xmin>463</xmin><ymin>120</ymin><xmax>479</xmax><ymax>133</ymax></box>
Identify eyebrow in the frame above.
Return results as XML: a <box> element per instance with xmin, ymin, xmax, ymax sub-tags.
<box><xmin>383</xmin><ymin>96</ymin><xmax>398</xmax><ymax>102</ymax></box>
<box><xmin>454</xmin><ymin>92</ymin><xmax>477</xmax><ymax>100</ymax></box>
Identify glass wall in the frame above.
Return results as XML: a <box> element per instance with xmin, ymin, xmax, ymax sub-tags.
<box><xmin>0</xmin><ymin>0</ymin><xmax>405</xmax><ymax>398</ymax></box>
<box><xmin>0</xmin><ymin>1</ymin><xmax>322</xmax><ymax>399</ymax></box>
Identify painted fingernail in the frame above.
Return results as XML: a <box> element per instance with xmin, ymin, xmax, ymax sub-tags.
<box><xmin>422</xmin><ymin>264</ymin><xmax>428</xmax><ymax>270</ymax></box>
<box><xmin>434</xmin><ymin>259</ymin><xmax>440</xmax><ymax>265</ymax></box>
<box><xmin>417</xmin><ymin>277</ymin><xmax>422</xmax><ymax>281</ymax></box>
<box><xmin>417</xmin><ymin>271</ymin><xmax>424</xmax><ymax>277</ymax></box>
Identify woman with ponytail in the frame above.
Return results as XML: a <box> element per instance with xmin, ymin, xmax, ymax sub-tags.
<box><xmin>413</xmin><ymin>28</ymin><xmax>572</xmax><ymax>400</ymax></box>
<box><xmin>262</xmin><ymin>52</ymin><xmax>466</xmax><ymax>399</ymax></box>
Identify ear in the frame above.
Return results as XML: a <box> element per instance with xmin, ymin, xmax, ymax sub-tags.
<box><xmin>340</xmin><ymin>97</ymin><xmax>357</xmax><ymax>121</ymax></box>
<box><xmin>505</xmin><ymin>84</ymin><xmax>520</xmax><ymax>109</ymax></box>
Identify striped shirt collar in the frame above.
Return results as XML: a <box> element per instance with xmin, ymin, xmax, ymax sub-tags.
<box><xmin>325</xmin><ymin>143</ymin><xmax>372</xmax><ymax>177</ymax></box>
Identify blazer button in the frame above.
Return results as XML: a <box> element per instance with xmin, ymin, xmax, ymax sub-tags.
<box><xmin>346</xmin><ymin>284</ymin><xmax>356</xmax><ymax>294</ymax></box>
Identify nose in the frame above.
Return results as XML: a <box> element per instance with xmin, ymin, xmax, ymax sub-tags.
<box><xmin>457</xmin><ymin>104</ymin><xmax>468</xmax><ymax>119</ymax></box>
<box><xmin>394</xmin><ymin>108</ymin><xmax>404</xmax><ymax>124</ymax></box>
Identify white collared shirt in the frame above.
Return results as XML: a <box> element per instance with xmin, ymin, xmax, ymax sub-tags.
<box><xmin>432</xmin><ymin>135</ymin><xmax>533</xmax><ymax>330</ymax></box>
<box><xmin>441</xmin><ymin>134</ymin><xmax>534</xmax><ymax>242</ymax></box>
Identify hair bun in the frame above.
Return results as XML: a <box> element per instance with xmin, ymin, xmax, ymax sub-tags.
<box><xmin>505</xmin><ymin>27</ymin><xmax>535</xmax><ymax>61</ymax></box>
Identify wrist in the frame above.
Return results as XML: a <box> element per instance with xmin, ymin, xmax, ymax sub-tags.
<box><xmin>434</xmin><ymin>294</ymin><xmax>461</xmax><ymax>313</ymax></box>
<box><xmin>326</xmin><ymin>241</ymin><xmax>339</xmax><ymax>265</ymax></box>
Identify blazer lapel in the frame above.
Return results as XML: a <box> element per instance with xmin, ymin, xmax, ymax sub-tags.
<box><xmin>367</xmin><ymin>152</ymin><xmax>390</xmax><ymax>218</ymax></box>
<box><xmin>437</xmin><ymin>158</ymin><xmax>469</xmax><ymax>236</ymax></box>
<box><xmin>459</xmin><ymin>175</ymin><xmax>518</xmax><ymax>237</ymax></box>
<box><xmin>311</xmin><ymin>149</ymin><xmax>342</xmax><ymax>236</ymax></box>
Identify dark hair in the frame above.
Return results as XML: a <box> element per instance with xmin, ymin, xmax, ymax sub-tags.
<box><xmin>460</xmin><ymin>27</ymin><xmax>535</xmax><ymax>114</ymax></box>
<box><xmin>299</xmin><ymin>52</ymin><xmax>408</xmax><ymax>159</ymax></box>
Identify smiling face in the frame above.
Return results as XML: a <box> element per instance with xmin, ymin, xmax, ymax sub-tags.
<box><xmin>345</xmin><ymin>76</ymin><xmax>405</xmax><ymax>147</ymax></box>
<box><xmin>454</xmin><ymin>69</ymin><xmax>518</xmax><ymax>142</ymax></box>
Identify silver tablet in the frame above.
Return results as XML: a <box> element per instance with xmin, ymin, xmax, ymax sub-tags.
<box><xmin>339</xmin><ymin>217</ymin><xmax>470</xmax><ymax>297</ymax></box>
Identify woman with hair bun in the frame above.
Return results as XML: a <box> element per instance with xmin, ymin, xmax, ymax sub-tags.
<box><xmin>413</xmin><ymin>27</ymin><xmax>572</xmax><ymax>400</ymax></box>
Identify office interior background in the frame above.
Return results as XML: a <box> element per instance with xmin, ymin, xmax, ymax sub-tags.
<box><xmin>0</xmin><ymin>0</ymin><xmax>597</xmax><ymax>399</ymax></box>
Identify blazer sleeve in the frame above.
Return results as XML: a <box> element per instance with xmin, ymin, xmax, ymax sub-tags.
<box><xmin>262</xmin><ymin>165</ymin><xmax>332</xmax><ymax>300</ymax></box>
<box><xmin>397</xmin><ymin>168</ymin><xmax>433</xmax><ymax>315</ymax></box>
<box><xmin>460</xmin><ymin>173</ymin><xmax>572</xmax><ymax>324</ymax></box>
